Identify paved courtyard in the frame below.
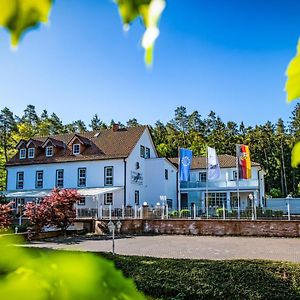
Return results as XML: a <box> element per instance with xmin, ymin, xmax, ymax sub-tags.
<box><xmin>26</xmin><ymin>235</ymin><xmax>300</xmax><ymax>262</ymax></box>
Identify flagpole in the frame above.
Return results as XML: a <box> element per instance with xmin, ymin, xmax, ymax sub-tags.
<box><xmin>178</xmin><ymin>148</ymin><xmax>181</xmax><ymax>216</ymax></box>
<box><xmin>236</xmin><ymin>144</ymin><xmax>240</xmax><ymax>219</ymax></box>
<box><xmin>206</xmin><ymin>146</ymin><xmax>209</xmax><ymax>219</ymax></box>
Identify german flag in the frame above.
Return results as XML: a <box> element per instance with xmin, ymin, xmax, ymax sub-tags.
<box><xmin>237</xmin><ymin>144</ymin><xmax>251</xmax><ymax>179</ymax></box>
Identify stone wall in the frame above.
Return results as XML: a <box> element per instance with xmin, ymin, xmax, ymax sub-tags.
<box><xmin>94</xmin><ymin>219</ymin><xmax>300</xmax><ymax>237</ymax></box>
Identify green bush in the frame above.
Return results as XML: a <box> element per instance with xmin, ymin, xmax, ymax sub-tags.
<box><xmin>179</xmin><ymin>209</ymin><xmax>190</xmax><ymax>218</ymax></box>
<box><xmin>102</xmin><ymin>254</ymin><xmax>300</xmax><ymax>300</ymax></box>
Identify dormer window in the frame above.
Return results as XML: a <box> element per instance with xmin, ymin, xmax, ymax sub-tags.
<box><xmin>19</xmin><ymin>149</ymin><xmax>26</xmax><ymax>159</ymax></box>
<box><xmin>46</xmin><ymin>146</ymin><xmax>53</xmax><ymax>157</ymax></box>
<box><xmin>28</xmin><ymin>148</ymin><xmax>35</xmax><ymax>159</ymax></box>
<box><xmin>73</xmin><ymin>144</ymin><xmax>80</xmax><ymax>155</ymax></box>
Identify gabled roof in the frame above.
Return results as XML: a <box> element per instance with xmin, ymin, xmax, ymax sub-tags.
<box><xmin>168</xmin><ymin>154</ymin><xmax>260</xmax><ymax>169</ymax></box>
<box><xmin>42</xmin><ymin>137</ymin><xmax>65</xmax><ymax>148</ymax></box>
<box><xmin>7</xmin><ymin>126</ymin><xmax>147</xmax><ymax>166</ymax></box>
<box><xmin>26</xmin><ymin>139</ymin><xmax>43</xmax><ymax>148</ymax></box>
<box><xmin>67</xmin><ymin>134</ymin><xmax>92</xmax><ymax>146</ymax></box>
<box><xmin>15</xmin><ymin>140</ymin><xmax>27</xmax><ymax>149</ymax></box>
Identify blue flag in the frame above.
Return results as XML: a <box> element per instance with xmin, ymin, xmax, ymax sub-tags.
<box><xmin>179</xmin><ymin>148</ymin><xmax>193</xmax><ymax>181</ymax></box>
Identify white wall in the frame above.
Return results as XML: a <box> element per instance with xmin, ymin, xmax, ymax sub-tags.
<box><xmin>125</xmin><ymin>128</ymin><xmax>158</xmax><ymax>206</ymax></box>
<box><xmin>144</xmin><ymin>158</ymin><xmax>177</xmax><ymax>207</ymax></box>
<box><xmin>7</xmin><ymin>159</ymin><xmax>125</xmax><ymax>190</ymax></box>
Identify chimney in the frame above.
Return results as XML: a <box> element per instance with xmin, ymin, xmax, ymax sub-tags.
<box><xmin>112</xmin><ymin>123</ymin><xmax>119</xmax><ymax>132</ymax></box>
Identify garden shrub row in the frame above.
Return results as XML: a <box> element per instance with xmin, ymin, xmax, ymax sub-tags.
<box><xmin>101</xmin><ymin>253</ymin><xmax>300</xmax><ymax>300</ymax></box>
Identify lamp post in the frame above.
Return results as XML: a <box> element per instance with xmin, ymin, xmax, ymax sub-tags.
<box><xmin>107</xmin><ymin>220</ymin><xmax>122</xmax><ymax>255</ymax></box>
<box><xmin>249</xmin><ymin>193</ymin><xmax>254</xmax><ymax>221</ymax></box>
<box><xmin>286</xmin><ymin>193</ymin><xmax>292</xmax><ymax>221</ymax></box>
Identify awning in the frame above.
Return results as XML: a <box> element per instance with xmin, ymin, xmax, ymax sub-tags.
<box><xmin>1</xmin><ymin>187</ymin><xmax>124</xmax><ymax>198</ymax></box>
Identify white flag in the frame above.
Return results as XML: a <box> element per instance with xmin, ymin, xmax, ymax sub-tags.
<box><xmin>207</xmin><ymin>147</ymin><xmax>221</xmax><ymax>180</ymax></box>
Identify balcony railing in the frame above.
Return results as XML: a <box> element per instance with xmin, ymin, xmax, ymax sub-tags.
<box><xmin>180</xmin><ymin>179</ymin><xmax>259</xmax><ymax>189</ymax></box>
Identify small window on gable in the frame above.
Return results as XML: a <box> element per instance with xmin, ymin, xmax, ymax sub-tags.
<box><xmin>28</xmin><ymin>148</ymin><xmax>35</xmax><ymax>159</ymax></box>
<box><xmin>140</xmin><ymin>145</ymin><xmax>145</xmax><ymax>158</ymax></box>
<box><xmin>46</xmin><ymin>146</ymin><xmax>53</xmax><ymax>157</ymax></box>
<box><xmin>73</xmin><ymin>144</ymin><xmax>80</xmax><ymax>155</ymax></box>
<box><xmin>165</xmin><ymin>169</ymin><xmax>169</xmax><ymax>180</ymax></box>
<box><xmin>199</xmin><ymin>172</ymin><xmax>207</xmax><ymax>182</ymax></box>
<box><xmin>19</xmin><ymin>149</ymin><xmax>26</xmax><ymax>159</ymax></box>
<box><xmin>145</xmin><ymin>147</ymin><xmax>150</xmax><ymax>158</ymax></box>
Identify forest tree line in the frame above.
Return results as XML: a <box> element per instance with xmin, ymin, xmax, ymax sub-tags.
<box><xmin>1</xmin><ymin>104</ymin><xmax>300</xmax><ymax>197</ymax></box>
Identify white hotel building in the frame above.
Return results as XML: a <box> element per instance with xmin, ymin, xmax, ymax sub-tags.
<box><xmin>4</xmin><ymin>125</ymin><xmax>177</xmax><ymax>210</ymax></box>
<box><xmin>3</xmin><ymin>124</ymin><xmax>265</xmax><ymax>215</ymax></box>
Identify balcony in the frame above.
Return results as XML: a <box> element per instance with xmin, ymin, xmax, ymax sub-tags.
<box><xmin>180</xmin><ymin>179</ymin><xmax>259</xmax><ymax>190</ymax></box>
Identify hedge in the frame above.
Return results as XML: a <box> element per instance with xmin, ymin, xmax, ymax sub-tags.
<box><xmin>101</xmin><ymin>254</ymin><xmax>300</xmax><ymax>300</ymax></box>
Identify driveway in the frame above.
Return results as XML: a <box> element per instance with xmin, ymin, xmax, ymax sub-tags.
<box><xmin>25</xmin><ymin>235</ymin><xmax>300</xmax><ymax>262</ymax></box>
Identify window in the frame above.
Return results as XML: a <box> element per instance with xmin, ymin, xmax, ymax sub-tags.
<box><xmin>145</xmin><ymin>147</ymin><xmax>150</xmax><ymax>158</ymax></box>
<box><xmin>104</xmin><ymin>193</ymin><xmax>113</xmax><ymax>205</ymax></box>
<box><xmin>205</xmin><ymin>192</ymin><xmax>227</xmax><ymax>208</ymax></box>
<box><xmin>199</xmin><ymin>172</ymin><xmax>207</xmax><ymax>182</ymax></box>
<box><xmin>16</xmin><ymin>172</ymin><xmax>24</xmax><ymax>189</ymax></box>
<box><xmin>140</xmin><ymin>145</ymin><xmax>145</xmax><ymax>158</ymax></box>
<box><xmin>165</xmin><ymin>169</ymin><xmax>169</xmax><ymax>180</ymax></box>
<box><xmin>56</xmin><ymin>169</ymin><xmax>64</xmax><ymax>188</ymax></box>
<box><xmin>28</xmin><ymin>148</ymin><xmax>35</xmax><ymax>159</ymax></box>
<box><xmin>167</xmin><ymin>199</ymin><xmax>173</xmax><ymax>209</ymax></box>
<box><xmin>78</xmin><ymin>197</ymin><xmax>86</xmax><ymax>206</ymax></box>
<box><xmin>19</xmin><ymin>149</ymin><xmax>26</xmax><ymax>159</ymax></box>
<box><xmin>78</xmin><ymin>168</ymin><xmax>86</xmax><ymax>187</ymax></box>
<box><xmin>135</xmin><ymin>190</ymin><xmax>139</xmax><ymax>205</ymax></box>
<box><xmin>73</xmin><ymin>144</ymin><xmax>80</xmax><ymax>155</ymax></box>
<box><xmin>46</xmin><ymin>146</ymin><xmax>53</xmax><ymax>157</ymax></box>
<box><xmin>35</xmin><ymin>171</ymin><xmax>43</xmax><ymax>189</ymax></box>
<box><xmin>233</xmin><ymin>170</ymin><xmax>238</xmax><ymax>180</ymax></box>
<box><xmin>104</xmin><ymin>166</ymin><xmax>113</xmax><ymax>186</ymax></box>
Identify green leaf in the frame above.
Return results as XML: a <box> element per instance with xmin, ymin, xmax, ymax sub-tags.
<box><xmin>115</xmin><ymin>0</ymin><xmax>165</xmax><ymax>66</ymax></box>
<box><xmin>285</xmin><ymin>38</ymin><xmax>300</xmax><ymax>103</ymax></box>
<box><xmin>291</xmin><ymin>141</ymin><xmax>300</xmax><ymax>168</ymax></box>
<box><xmin>0</xmin><ymin>0</ymin><xmax>52</xmax><ymax>47</ymax></box>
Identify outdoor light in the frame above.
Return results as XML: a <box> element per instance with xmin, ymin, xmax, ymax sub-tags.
<box><xmin>156</xmin><ymin>202</ymin><xmax>161</xmax><ymax>206</ymax></box>
<box><xmin>143</xmin><ymin>201</ymin><xmax>148</xmax><ymax>206</ymax></box>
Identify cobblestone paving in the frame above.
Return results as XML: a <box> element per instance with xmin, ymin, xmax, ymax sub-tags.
<box><xmin>26</xmin><ymin>235</ymin><xmax>300</xmax><ymax>262</ymax></box>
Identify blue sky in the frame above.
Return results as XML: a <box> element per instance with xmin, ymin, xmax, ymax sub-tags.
<box><xmin>0</xmin><ymin>0</ymin><xmax>299</xmax><ymax>127</ymax></box>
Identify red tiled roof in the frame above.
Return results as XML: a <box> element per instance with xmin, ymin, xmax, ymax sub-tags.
<box><xmin>168</xmin><ymin>154</ymin><xmax>260</xmax><ymax>169</ymax></box>
<box><xmin>7</xmin><ymin>126</ymin><xmax>147</xmax><ymax>166</ymax></box>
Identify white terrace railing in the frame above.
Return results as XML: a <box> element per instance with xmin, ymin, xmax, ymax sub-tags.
<box><xmin>180</xmin><ymin>179</ymin><xmax>259</xmax><ymax>189</ymax></box>
<box><xmin>76</xmin><ymin>204</ymin><xmax>300</xmax><ymax>221</ymax></box>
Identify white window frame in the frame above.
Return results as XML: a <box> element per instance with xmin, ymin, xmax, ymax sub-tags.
<box><xmin>140</xmin><ymin>145</ymin><xmax>145</xmax><ymax>158</ymax></box>
<box><xmin>78</xmin><ymin>168</ymin><xmax>86</xmax><ymax>187</ymax></box>
<box><xmin>16</xmin><ymin>172</ymin><xmax>24</xmax><ymax>189</ymax></box>
<box><xmin>28</xmin><ymin>148</ymin><xmax>35</xmax><ymax>159</ymax></box>
<box><xmin>104</xmin><ymin>193</ymin><xmax>113</xmax><ymax>205</ymax></box>
<box><xmin>56</xmin><ymin>169</ymin><xmax>64</xmax><ymax>188</ymax></box>
<box><xmin>104</xmin><ymin>166</ymin><xmax>113</xmax><ymax>186</ymax></box>
<box><xmin>73</xmin><ymin>144</ymin><xmax>81</xmax><ymax>155</ymax></box>
<box><xmin>199</xmin><ymin>172</ymin><xmax>207</xmax><ymax>182</ymax></box>
<box><xmin>46</xmin><ymin>146</ymin><xmax>54</xmax><ymax>157</ymax></box>
<box><xmin>145</xmin><ymin>147</ymin><xmax>150</xmax><ymax>158</ymax></box>
<box><xmin>35</xmin><ymin>171</ymin><xmax>43</xmax><ymax>189</ymax></box>
<box><xmin>19</xmin><ymin>149</ymin><xmax>26</xmax><ymax>159</ymax></box>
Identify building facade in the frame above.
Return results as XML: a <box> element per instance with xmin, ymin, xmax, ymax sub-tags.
<box><xmin>169</xmin><ymin>155</ymin><xmax>265</xmax><ymax>214</ymax></box>
<box><xmin>4</xmin><ymin>125</ymin><xmax>177</xmax><ymax>210</ymax></box>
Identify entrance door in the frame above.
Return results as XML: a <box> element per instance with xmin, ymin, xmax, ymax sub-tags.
<box><xmin>181</xmin><ymin>193</ymin><xmax>188</xmax><ymax>209</ymax></box>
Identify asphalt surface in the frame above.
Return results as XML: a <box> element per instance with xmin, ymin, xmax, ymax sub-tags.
<box><xmin>24</xmin><ymin>235</ymin><xmax>300</xmax><ymax>262</ymax></box>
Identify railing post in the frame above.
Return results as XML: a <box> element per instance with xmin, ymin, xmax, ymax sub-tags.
<box><xmin>166</xmin><ymin>204</ymin><xmax>169</xmax><ymax>219</ymax></box>
<box><xmin>193</xmin><ymin>204</ymin><xmax>196</xmax><ymax>219</ymax></box>
<box><xmin>140</xmin><ymin>206</ymin><xmax>143</xmax><ymax>219</ymax></box>
<box><xmin>287</xmin><ymin>201</ymin><xmax>291</xmax><ymax>221</ymax></box>
<box><xmin>109</xmin><ymin>204</ymin><xmax>112</xmax><ymax>220</ymax></box>
<box><xmin>134</xmin><ymin>205</ymin><xmax>137</xmax><ymax>219</ymax></box>
<box><xmin>222</xmin><ymin>201</ymin><xmax>226</xmax><ymax>220</ymax></box>
<box><xmin>99</xmin><ymin>205</ymin><xmax>103</xmax><ymax>219</ymax></box>
<box><xmin>122</xmin><ymin>205</ymin><xmax>125</xmax><ymax>219</ymax></box>
<box><xmin>161</xmin><ymin>205</ymin><xmax>165</xmax><ymax>220</ymax></box>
